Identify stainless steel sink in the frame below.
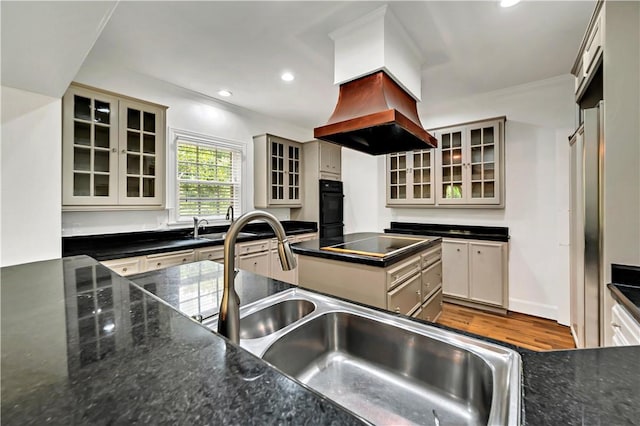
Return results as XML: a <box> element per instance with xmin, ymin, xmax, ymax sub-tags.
<box><xmin>239</xmin><ymin>299</ymin><xmax>315</xmax><ymax>339</ymax></box>
<box><xmin>205</xmin><ymin>289</ymin><xmax>520</xmax><ymax>425</ymax></box>
<box><xmin>199</xmin><ymin>231</ymin><xmax>256</xmax><ymax>241</ymax></box>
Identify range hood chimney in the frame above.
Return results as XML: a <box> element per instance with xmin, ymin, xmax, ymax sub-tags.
<box><xmin>314</xmin><ymin>5</ymin><xmax>437</xmax><ymax>155</ymax></box>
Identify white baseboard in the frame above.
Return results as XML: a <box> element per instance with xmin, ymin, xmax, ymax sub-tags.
<box><xmin>509</xmin><ymin>298</ymin><xmax>558</xmax><ymax>321</ymax></box>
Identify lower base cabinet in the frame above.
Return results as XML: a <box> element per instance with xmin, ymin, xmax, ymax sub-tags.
<box><xmin>611</xmin><ymin>302</ymin><xmax>640</xmax><ymax>346</ymax></box>
<box><xmin>441</xmin><ymin>238</ymin><xmax>508</xmax><ymax>312</ymax></box>
<box><xmin>237</xmin><ymin>251</ymin><xmax>270</xmax><ymax>276</ymax></box>
<box><xmin>101</xmin><ymin>233</ymin><xmax>317</xmax><ymax>284</ymax></box>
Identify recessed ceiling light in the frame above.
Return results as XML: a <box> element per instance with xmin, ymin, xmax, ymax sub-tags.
<box><xmin>218</xmin><ymin>89</ymin><xmax>232</xmax><ymax>97</ymax></box>
<box><xmin>500</xmin><ymin>0</ymin><xmax>521</xmax><ymax>7</ymax></box>
<box><xmin>281</xmin><ymin>72</ymin><xmax>295</xmax><ymax>82</ymax></box>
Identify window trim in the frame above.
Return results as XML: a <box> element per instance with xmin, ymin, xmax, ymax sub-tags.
<box><xmin>168</xmin><ymin>128</ymin><xmax>248</xmax><ymax>224</ymax></box>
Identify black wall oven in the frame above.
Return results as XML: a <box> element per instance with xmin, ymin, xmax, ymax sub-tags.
<box><xmin>319</xmin><ymin>179</ymin><xmax>344</xmax><ymax>238</ymax></box>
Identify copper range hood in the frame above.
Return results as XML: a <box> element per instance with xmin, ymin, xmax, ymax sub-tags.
<box><xmin>314</xmin><ymin>70</ymin><xmax>437</xmax><ymax>155</ymax></box>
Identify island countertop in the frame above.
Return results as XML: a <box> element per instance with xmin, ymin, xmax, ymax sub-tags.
<box><xmin>292</xmin><ymin>232</ymin><xmax>442</xmax><ymax>267</ymax></box>
<box><xmin>2</xmin><ymin>256</ymin><xmax>639</xmax><ymax>425</ymax></box>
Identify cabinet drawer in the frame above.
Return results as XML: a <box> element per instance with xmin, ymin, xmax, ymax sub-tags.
<box><xmin>146</xmin><ymin>250</ymin><xmax>195</xmax><ymax>271</ymax></box>
<box><xmin>420</xmin><ymin>288</ymin><xmax>443</xmax><ymax>323</ymax></box>
<box><xmin>386</xmin><ymin>255</ymin><xmax>421</xmax><ymax>290</ymax></box>
<box><xmin>237</xmin><ymin>239</ymin><xmax>270</xmax><ymax>255</ymax></box>
<box><xmin>197</xmin><ymin>246</ymin><xmax>224</xmax><ymax>263</ymax></box>
<box><xmin>387</xmin><ymin>273</ymin><xmax>422</xmax><ymax>316</ymax></box>
<box><xmin>101</xmin><ymin>257</ymin><xmax>143</xmax><ymax>276</ymax></box>
<box><xmin>421</xmin><ymin>246</ymin><xmax>441</xmax><ymax>269</ymax></box>
<box><xmin>611</xmin><ymin>304</ymin><xmax>640</xmax><ymax>345</ymax></box>
<box><xmin>421</xmin><ymin>260</ymin><xmax>442</xmax><ymax>302</ymax></box>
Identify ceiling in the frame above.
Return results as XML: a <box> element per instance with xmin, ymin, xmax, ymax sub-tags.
<box><xmin>5</xmin><ymin>1</ymin><xmax>596</xmax><ymax>128</ymax></box>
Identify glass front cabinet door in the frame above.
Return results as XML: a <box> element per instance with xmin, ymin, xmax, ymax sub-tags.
<box><xmin>63</xmin><ymin>84</ymin><xmax>166</xmax><ymax>209</ymax></box>
<box><xmin>386</xmin><ymin>150</ymin><xmax>435</xmax><ymax>206</ymax></box>
<box><xmin>435</xmin><ymin>118</ymin><xmax>504</xmax><ymax>206</ymax></box>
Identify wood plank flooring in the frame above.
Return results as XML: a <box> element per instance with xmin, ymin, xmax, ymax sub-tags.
<box><xmin>437</xmin><ymin>303</ymin><xmax>576</xmax><ymax>351</ymax></box>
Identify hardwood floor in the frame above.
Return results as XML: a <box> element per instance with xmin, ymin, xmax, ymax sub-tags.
<box><xmin>436</xmin><ymin>303</ymin><xmax>576</xmax><ymax>351</ymax></box>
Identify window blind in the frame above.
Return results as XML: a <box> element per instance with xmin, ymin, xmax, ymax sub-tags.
<box><xmin>176</xmin><ymin>139</ymin><xmax>242</xmax><ymax>220</ymax></box>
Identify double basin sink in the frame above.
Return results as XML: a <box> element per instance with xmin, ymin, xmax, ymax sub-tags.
<box><xmin>204</xmin><ymin>289</ymin><xmax>521</xmax><ymax>425</ymax></box>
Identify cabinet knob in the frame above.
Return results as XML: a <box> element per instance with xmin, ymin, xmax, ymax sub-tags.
<box><xmin>122</xmin><ymin>267</ymin><xmax>128</xmax><ymax>272</ymax></box>
<box><xmin>121</xmin><ymin>149</ymin><xmax>126</xmax><ymax>154</ymax></box>
<box><xmin>157</xmin><ymin>262</ymin><xmax>161</xmax><ymax>266</ymax></box>
<box><xmin>477</xmin><ymin>250</ymin><xmax>481</xmax><ymax>254</ymax></box>
<box><xmin>182</xmin><ymin>258</ymin><xmax>187</xmax><ymax>262</ymax></box>
<box><xmin>457</xmin><ymin>248</ymin><xmax>460</xmax><ymax>252</ymax></box>
<box><xmin>111</xmin><ymin>148</ymin><xmax>117</xmax><ymax>153</ymax></box>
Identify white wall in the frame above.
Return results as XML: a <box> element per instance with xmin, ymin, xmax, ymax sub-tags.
<box><xmin>1</xmin><ymin>87</ymin><xmax>62</xmax><ymax>267</ymax></box>
<box><xmin>343</xmin><ymin>75</ymin><xmax>575</xmax><ymax>322</ymax></box>
<box><xmin>62</xmin><ymin>67</ymin><xmax>313</xmax><ymax>236</ymax></box>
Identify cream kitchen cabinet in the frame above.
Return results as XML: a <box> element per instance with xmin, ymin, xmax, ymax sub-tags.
<box><xmin>610</xmin><ymin>302</ymin><xmax>640</xmax><ymax>346</ymax></box>
<box><xmin>386</xmin><ymin>149</ymin><xmax>435</xmax><ymax>206</ymax></box>
<box><xmin>101</xmin><ymin>256</ymin><xmax>146</xmax><ymax>276</ymax></box>
<box><xmin>196</xmin><ymin>246</ymin><xmax>225</xmax><ymax>263</ymax></box>
<box><xmin>572</xmin><ymin>2</ymin><xmax>603</xmax><ymax>99</ymax></box>
<box><xmin>145</xmin><ymin>250</ymin><xmax>195</xmax><ymax>271</ymax></box>
<box><xmin>441</xmin><ymin>238</ymin><xmax>508</xmax><ymax>313</ymax></box>
<box><xmin>435</xmin><ymin>118</ymin><xmax>504</xmax><ymax>206</ymax></box>
<box><xmin>62</xmin><ymin>83</ymin><xmax>166</xmax><ymax>209</ymax></box>
<box><xmin>319</xmin><ymin>141</ymin><xmax>341</xmax><ymax>178</ymax></box>
<box><xmin>237</xmin><ymin>251</ymin><xmax>270</xmax><ymax>276</ymax></box>
<box><xmin>253</xmin><ymin>134</ymin><xmax>302</xmax><ymax>208</ymax></box>
<box><xmin>298</xmin><ymin>241</ymin><xmax>443</xmax><ymax>320</ymax></box>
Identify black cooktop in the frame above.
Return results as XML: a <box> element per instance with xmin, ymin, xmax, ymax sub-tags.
<box><xmin>321</xmin><ymin>235</ymin><xmax>426</xmax><ymax>257</ymax></box>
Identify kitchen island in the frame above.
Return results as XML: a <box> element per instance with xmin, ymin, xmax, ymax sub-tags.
<box><xmin>2</xmin><ymin>256</ymin><xmax>639</xmax><ymax>425</ymax></box>
<box><xmin>293</xmin><ymin>232</ymin><xmax>444</xmax><ymax>321</ymax></box>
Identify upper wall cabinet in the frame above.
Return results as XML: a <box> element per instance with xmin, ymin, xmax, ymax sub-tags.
<box><xmin>386</xmin><ymin>117</ymin><xmax>505</xmax><ymax>208</ymax></box>
<box><xmin>62</xmin><ymin>84</ymin><xmax>167</xmax><ymax>210</ymax></box>
<box><xmin>253</xmin><ymin>134</ymin><xmax>303</xmax><ymax>208</ymax></box>
<box><xmin>386</xmin><ymin>149</ymin><xmax>435</xmax><ymax>205</ymax></box>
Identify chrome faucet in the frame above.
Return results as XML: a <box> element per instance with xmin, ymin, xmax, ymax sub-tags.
<box><xmin>225</xmin><ymin>205</ymin><xmax>234</xmax><ymax>222</ymax></box>
<box><xmin>218</xmin><ymin>210</ymin><xmax>297</xmax><ymax>344</ymax></box>
<box><xmin>193</xmin><ymin>217</ymin><xmax>209</xmax><ymax>238</ymax></box>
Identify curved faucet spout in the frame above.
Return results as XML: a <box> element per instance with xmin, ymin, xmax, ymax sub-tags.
<box><xmin>218</xmin><ymin>210</ymin><xmax>296</xmax><ymax>343</ymax></box>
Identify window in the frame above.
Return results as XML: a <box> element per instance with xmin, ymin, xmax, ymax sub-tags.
<box><xmin>171</xmin><ymin>129</ymin><xmax>245</xmax><ymax>222</ymax></box>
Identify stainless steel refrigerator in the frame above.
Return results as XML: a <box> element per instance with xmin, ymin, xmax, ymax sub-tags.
<box><xmin>570</xmin><ymin>100</ymin><xmax>604</xmax><ymax>348</ymax></box>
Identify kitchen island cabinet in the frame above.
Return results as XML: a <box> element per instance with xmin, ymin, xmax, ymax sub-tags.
<box><xmin>293</xmin><ymin>233</ymin><xmax>443</xmax><ymax>321</ymax></box>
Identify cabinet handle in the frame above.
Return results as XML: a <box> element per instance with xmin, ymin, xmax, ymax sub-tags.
<box><xmin>417</xmin><ymin>290</ymin><xmax>421</xmax><ymax>299</ymax></box>
<box><xmin>611</xmin><ymin>322</ymin><xmax>621</xmax><ymax>328</ymax></box>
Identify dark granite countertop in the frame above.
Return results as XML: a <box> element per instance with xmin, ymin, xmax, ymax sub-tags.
<box><xmin>3</xmin><ymin>256</ymin><xmax>639</xmax><ymax>425</ymax></box>
<box><xmin>127</xmin><ymin>260</ymin><xmax>292</xmax><ymax>322</ymax></box>
<box><xmin>292</xmin><ymin>232</ymin><xmax>442</xmax><ymax>267</ymax></box>
<box><xmin>522</xmin><ymin>346</ymin><xmax>640</xmax><ymax>425</ymax></box>
<box><xmin>0</xmin><ymin>256</ymin><xmax>363</xmax><ymax>425</ymax></box>
<box><xmin>62</xmin><ymin>221</ymin><xmax>317</xmax><ymax>261</ymax></box>
<box><xmin>385</xmin><ymin>221</ymin><xmax>510</xmax><ymax>242</ymax></box>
